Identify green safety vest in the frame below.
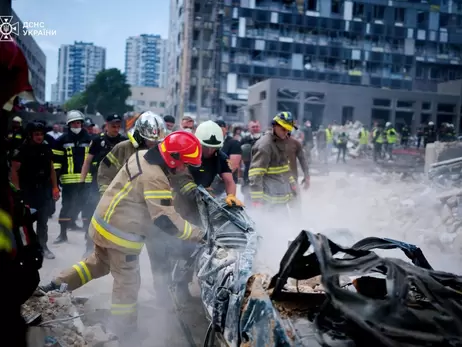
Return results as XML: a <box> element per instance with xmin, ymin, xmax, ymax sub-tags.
<box><xmin>359</xmin><ymin>129</ymin><xmax>369</xmax><ymax>145</ymax></box>
<box><xmin>386</xmin><ymin>128</ymin><xmax>397</xmax><ymax>144</ymax></box>
<box><xmin>326</xmin><ymin>129</ymin><xmax>333</xmax><ymax>144</ymax></box>
<box><xmin>373</xmin><ymin>129</ymin><xmax>384</xmax><ymax>144</ymax></box>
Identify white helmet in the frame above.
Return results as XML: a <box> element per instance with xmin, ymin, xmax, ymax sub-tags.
<box><xmin>134</xmin><ymin>111</ymin><xmax>167</xmax><ymax>142</ymax></box>
<box><xmin>66</xmin><ymin>110</ymin><xmax>85</xmax><ymax>124</ymax></box>
<box><xmin>385</xmin><ymin>122</ymin><xmax>391</xmax><ymax>127</ymax></box>
<box><xmin>429</xmin><ymin>121</ymin><xmax>434</xmax><ymax>126</ymax></box>
<box><xmin>195</xmin><ymin>120</ymin><xmax>224</xmax><ymax>148</ymax></box>
<box><xmin>12</xmin><ymin>116</ymin><xmax>22</xmax><ymax>123</ymax></box>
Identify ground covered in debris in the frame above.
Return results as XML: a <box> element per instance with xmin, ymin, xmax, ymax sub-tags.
<box><xmin>34</xmin><ymin>166</ymin><xmax>462</xmax><ymax>346</ymax></box>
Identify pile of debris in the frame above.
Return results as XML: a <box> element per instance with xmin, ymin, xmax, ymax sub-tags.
<box><xmin>23</xmin><ymin>291</ymin><xmax>117</xmax><ymax>347</ymax></box>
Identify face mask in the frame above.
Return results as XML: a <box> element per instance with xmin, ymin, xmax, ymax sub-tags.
<box><xmin>252</xmin><ymin>133</ymin><xmax>261</xmax><ymax>139</ymax></box>
<box><xmin>70</xmin><ymin>128</ymin><xmax>82</xmax><ymax>135</ymax></box>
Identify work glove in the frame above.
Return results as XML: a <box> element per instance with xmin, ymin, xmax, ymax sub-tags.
<box><xmin>215</xmin><ymin>230</ymin><xmax>248</xmax><ymax>249</ymax></box>
<box><xmin>225</xmin><ymin>194</ymin><xmax>244</xmax><ymax>207</ymax></box>
<box><xmin>52</xmin><ymin>187</ymin><xmax>60</xmax><ymax>201</ymax></box>
<box><xmin>301</xmin><ymin>176</ymin><xmax>310</xmax><ymax>190</ymax></box>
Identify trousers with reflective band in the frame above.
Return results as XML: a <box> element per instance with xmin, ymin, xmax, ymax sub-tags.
<box><xmin>91</xmin><ymin>215</ymin><xmax>145</xmax><ymax>251</ymax></box>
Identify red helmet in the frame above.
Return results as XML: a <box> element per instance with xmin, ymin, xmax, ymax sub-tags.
<box><xmin>0</xmin><ymin>40</ymin><xmax>35</xmax><ymax>111</ymax></box>
<box><xmin>159</xmin><ymin>131</ymin><xmax>202</xmax><ymax>169</ymax></box>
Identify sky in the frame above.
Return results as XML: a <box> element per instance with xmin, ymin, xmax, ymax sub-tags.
<box><xmin>12</xmin><ymin>0</ymin><xmax>170</xmax><ymax>101</ymax></box>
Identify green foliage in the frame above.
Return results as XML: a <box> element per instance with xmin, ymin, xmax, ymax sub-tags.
<box><xmin>64</xmin><ymin>92</ymin><xmax>86</xmax><ymax>112</ymax></box>
<box><xmin>83</xmin><ymin>68</ymin><xmax>133</xmax><ymax>116</ymax></box>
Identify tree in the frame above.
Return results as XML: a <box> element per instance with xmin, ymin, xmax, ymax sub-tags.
<box><xmin>64</xmin><ymin>92</ymin><xmax>86</xmax><ymax>111</ymax></box>
<box><xmin>83</xmin><ymin>68</ymin><xmax>133</xmax><ymax>116</ymax></box>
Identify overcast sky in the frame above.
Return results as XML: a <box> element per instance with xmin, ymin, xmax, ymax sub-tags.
<box><xmin>13</xmin><ymin>0</ymin><xmax>170</xmax><ymax>101</ymax></box>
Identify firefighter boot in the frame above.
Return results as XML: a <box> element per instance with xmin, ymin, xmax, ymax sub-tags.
<box><xmin>53</xmin><ymin>225</ymin><xmax>68</xmax><ymax>244</ymax></box>
<box><xmin>42</xmin><ymin>245</ymin><xmax>55</xmax><ymax>259</ymax></box>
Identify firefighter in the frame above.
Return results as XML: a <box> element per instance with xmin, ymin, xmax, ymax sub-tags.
<box><xmin>286</xmin><ymin>132</ymin><xmax>310</xmax><ymax>194</ymax></box>
<box><xmin>401</xmin><ymin>124</ymin><xmax>410</xmax><ymax>148</ymax></box>
<box><xmin>385</xmin><ymin>122</ymin><xmax>398</xmax><ymax>160</ymax></box>
<box><xmin>52</xmin><ymin>110</ymin><xmax>93</xmax><ymax>244</ymax></box>
<box><xmin>10</xmin><ymin>121</ymin><xmax>61</xmax><ymax>259</ymax></box>
<box><xmin>1</xmin><ymin>39</ymin><xmax>43</xmax><ymax>347</ymax></box>
<box><xmin>249</xmin><ymin>112</ymin><xmax>297</xmax><ymax>208</ymax></box>
<box><xmin>41</xmin><ymin>131</ymin><xmax>207</xmax><ymax>342</ymax></box>
<box><xmin>424</xmin><ymin>121</ymin><xmax>437</xmax><ymax>148</ymax></box>
<box><xmin>80</xmin><ymin>114</ymin><xmax>127</xmax><ymax>256</ymax></box>
<box><xmin>7</xmin><ymin>115</ymin><xmax>25</xmax><ymax>157</ymax></box>
<box><xmin>98</xmin><ymin>111</ymin><xmax>166</xmax><ymax>196</ymax></box>
<box><xmin>372</xmin><ymin>125</ymin><xmax>385</xmax><ymax>162</ymax></box>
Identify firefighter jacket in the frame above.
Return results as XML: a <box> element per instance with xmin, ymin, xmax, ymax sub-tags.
<box><xmin>286</xmin><ymin>136</ymin><xmax>309</xmax><ymax>179</ymax></box>
<box><xmin>97</xmin><ymin>138</ymin><xmax>144</xmax><ymax>195</ymax></box>
<box><xmin>249</xmin><ymin>132</ymin><xmax>295</xmax><ymax>204</ymax></box>
<box><xmin>89</xmin><ymin>147</ymin><xmax>204</xmax><ymax>254</ymax></box>
<box><xmin>52</xmin><ymin>130</ymin><xmax>93</xmax><ymax>185</ymax></box>
<box><xmin>89</xmin><ymin>132</ymin><xmax>127</xmax><ymax>178</ymax></box>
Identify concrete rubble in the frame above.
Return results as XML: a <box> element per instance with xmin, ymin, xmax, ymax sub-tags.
<box><xmin>23</xmin><ymin>291</ymin><xmax>118</xmax><ymax>347</ymax></box>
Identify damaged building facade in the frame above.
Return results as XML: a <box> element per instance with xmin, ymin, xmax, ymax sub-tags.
<box><xmin>248</xmin><ymin>78</ymin><xmax>462</xmax><ymax>132</ymax></box>
<box><xmin>168</xmin><ymin>0</ymin><xmax>462</xmax><ymax>122</ymax></box>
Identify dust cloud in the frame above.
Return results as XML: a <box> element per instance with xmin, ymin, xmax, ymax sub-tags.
<box><xmin>250</xmin><ymin>171</ymin><xmax>462</xmax><ymax>276</ymax></box>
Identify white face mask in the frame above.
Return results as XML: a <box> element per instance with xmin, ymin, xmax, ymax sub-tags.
<box><xmin>70</xmin><ymin>127</ymin><xmax>82</xmax><ymax>135</ymax></box>
<box><xmin>252</xmin><ymin>132</ymin><xmax>261</xmax><ymax>139</ymax></box>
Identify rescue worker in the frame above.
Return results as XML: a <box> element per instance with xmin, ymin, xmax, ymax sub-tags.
<box><xmin>286</xmin><ymin>132</ymin><xmax>310</xmax><ymax>190</ymax></box>
<box><xmin>11</xmin><ymin>121</ymin><xmax>60</xmax><ymax>259</ymax></box>
<box><xmin>163</xmin><ymin>115</ymin><xmax>176</xmax><ymax>133</ymax></box>
<box><xmin>316</xmin><ymin>125</ymin><xmax>328</xmax><ymax>163</ymax></box>
<box><xmin>240</xmin><ymin>120</ymin><xmax>262</xmax><ymax>187</ymax></box>
<box><xmin>358</xmin><ymin>126</ymin><xmax>369</xmax><ymax>156</ymax></box>
<box><xmin>423</xmin><ymin>121</ymin><xmax>437</xmax><ymax>148</ymax></box>
<box><xmin>52</xmin><ymin>110</ymin><xmax>93</xmax><ymax>244</ymax></box>
<box><xmin>1</xmin><ymin>39</ymin><xmax>43</xmax><ymax>347</ymax></box>
<box><xmin>401</xmin><ymin>124</ymin><xmax>410</xmax><ymax>148</ymax></box>
<box><xmin>325</xmin><ymin>124</ymin><xmax>334</xmax><ymax>159</ymax></box>
<box><xmin>384</xmin><ymin>122</ymin><xmax>398</xmax><ymax>160</ymax></box>
<box><xmin>372</xmin><ymin>125</ymin><xmax>385</xmax><ymax>162</ymax></box>
<box><xmin>98</xmin><ymin>112</ymin><xmax>166</xmax><ymax>195</ymax></box>
<box><xmin>84</xmin><ymin>117</ymin><xmax>96</xmax><ymax>137</ymax></box>
<box><xmin>41</xmin><ymin>131</ymin><xmax>207</xmax><ymax>342</ymax></box>
<box><xmin>180</xmin><ymin>116</ymin><xmax>195</xmax><ymax>132</ymax></box>
<box><xmin>7</xmin><ymin>115</ymin><xmax>25</xmax><ymax>157</ymax></box>
<box><xmin>249</xmin><ymin>112</ymin><xmax>297</xmax><ymax>208</ymax></box>
<box><xmin>336</xmin><ymin>132</ymin><xmax>348</xmax><ymax>163</ymax></box>
<box><xmin>80</xmin><ymin>114</ymin><xmax>127</xmax><ymax>256</ymax></box>
<box><xmin>216</xmin><ymin>120</ymin><xmax>242</xmax><ymax>183</ymax></box>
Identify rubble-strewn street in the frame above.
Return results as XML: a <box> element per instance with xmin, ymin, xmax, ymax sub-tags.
<box><xmin>32</xmin><ymin>165</ymin><xmax>462</xmax><ymax>346</ymax></box>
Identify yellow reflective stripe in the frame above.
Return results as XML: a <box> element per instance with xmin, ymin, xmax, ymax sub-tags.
<box><xmin>91</xmin><ymin>217</ymin><xmax>144</xmax><ymax>250</ymax></box>
<box><xmin>180</xmin><ymin>182</ymin><xmax>197</xmax><ymax>194</ymax></box>
<box><xmin>104</xmin><ymin>182</ymin><xmax>133</xmax><ymax>222</ymax></box>
<box><xmin>250</xmin><ymin>191</ymin><xmax>264</xmax><ymax>198</ymax></box>
<box><xmin>111</xmin><ymin>303</ymin><xmax>137</xmax><ymax>315</ymax></box>
<box><xmin>52</xmin><ymin>149</ymin><xmax>64</xmax><ymax>156</ymax></box>
<box><xmin>0</xmin><ymin>209</ymin><xmax>13</xmax><ymax>231</ymax></box>
<box><xmin>267</xmin><ymin>165</ymin><xmax>289</xmax><ymax>174</ymax></box>
<box><xmin>61</xmin><ymin>173</ymin><xmax>92</xmax><ymax>184</ymax></box>
<box><xmin>72</xmin><ymin>261</ymin><xmax>92</xmax><ymax>285</ymax></box>
<box><xmin>99</xmin><ymin>185</ymin><xmax>109</xmax><ymax>194</ymax></box>
<box><xmin>263</xmin><ymin>194</ymin><xmax>293</xmax><ymax>203</ymax></box>
<box><xmin>66</xmin><ymin>148</ymin><xmax>74</xmax><ymax>174</ymax></box>
<box><xmin>248</xmin><ymin>168</ymin><xmax>267</xmax><ymax>176</ymax></box>
<box><xmin>144</xmin><ymin>190</ymin><xmax>173</xmax><ymax>199</ymax></box>
<box><xmin>289</xmin><ymin>176</ymin><xmax>295</xmax><ymax>184</ymax></box>
<box><xmin>106</xmin><ymin>152</ymin><xmax>121</xmax><ymax>170</ymax></box>
<box><xmin>0</xmin><ymin>210</ymin><xmax>13</xmax><ymax>252</ymax></box>
<box><xmin>53</xmin><ymin>163</ymin><xmax>62</xmax><ymax>169</ymax></box>
<box><xmin>84</xmin><ymin>146</ymin><xmax>90</xmax><ymax>161</ymax></box>
<box><xmin>178</xmin><ymin>221</ymin><xmax>193</xmax><ymax>240</ymax></box>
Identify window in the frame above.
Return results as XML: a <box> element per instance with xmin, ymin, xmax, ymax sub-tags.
<box><xmin>395</xmin><ymin>7</ymin><xmax>405</xmax><ymax>23</ymax></box>
<box><xmin>160</xmin><ymin>102</ymin><xmax>165</xmax><ymax>108</ymax></box>
<box><xmin>149</xmin><ymin>101</ymin><xmax>157</xmax><ymax>107</ymax></box>
<box><xmin>396</xmin><ymin>100</ymin><xmax>414</xmax><ymax>108</ymax></box>
<box><xmin>260</xmin><ymin>91</ymin><xmax>266</xmax><ymax>100</ymax></box>
<box><xmin>422</xmin><ymin>102</ymin><xmax>431</xmax><ymax>110</ymax></box>
<box><xmin>353</xmin><ymin>2</ymin><xmax>365</xmax><ymax>18</ymax></box>
<box><xmin>373</xmin><ymin>99</ymin><xmax>391</xmax><ymax>107</ymax></box>
<box><xmin>373</xmin><ymin>5</ymin><xmax>385</xmax><ymax>20</ymax></box>
<box><xmin>417</xmin><ymin>11</ymin><xmax>427</xmax><ymax>29</ymax></box>
<box><xmin>307</xmin><ymin>0</ymin><xmax>318</xmax><ymax>11</ymax></box>
<box><xmin>437</xmin><ymin>103</ymin><xmax>456</xmax><ymax>113</ymax></box>
<box><xmin>137</xmin><ymin>100</ymin><xmax>145</xmax><ymax>106</ymax></box>
<box><xmin>331</xmin><ymin>0</ymin><xmax>342</xmax><ymax>14</ymax></box>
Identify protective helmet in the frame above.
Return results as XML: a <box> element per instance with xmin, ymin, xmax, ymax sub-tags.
<box><xmin>194</xmin><ymin>120</ymin><xmax>224</xmax><ymax>148</ymax></box>
<box><xmin>134</xmin><ymin>111</ymin><xmax>167</xmax><ymax>142</ymax></box>
<box><xmin>26</xmin><ymin>121</ymin><xmax>45</xmax><ymax>134</ymax></box>
<box><xmin>429</xmin><ymin>121</ymin><xmax>434</xmax><ymax>126</ymax></box>
<box><xmin>0</xmin><ymin>40</ymin><xmax>35</xmax><ymax>111</ymax></box>
<box><xmin>66</xmin><ymin>110</ymin><xmax>85</xmax><ymax>124</ymax></box>
<box><xmin>386</xmin><ymin>122</ymin><xmax>391</xmax><ymax>127</ymax></box>
<box><xmin>84</xmin><ymin>117</ymin><xmax>95</xmax><ymax>127</ymax></box>
<box><xmin>272</xmin><ymin>112</ymin><xmax>297</xmax><ymax>132</ymax></box>
<box><xmin>12</xmin><ymin>116</ymin><xmax>22</xmax><ymax>123</ymax></box>
<box><xmin>159</xmin><ymin>131</ymin><xmax>202</xmax><ymax>169</ymax></box>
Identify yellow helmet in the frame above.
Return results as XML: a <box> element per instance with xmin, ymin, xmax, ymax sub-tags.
<box><xmin>272</xmin><ymin>111</ymin><xmax>297</xmax><ymax>132</ymax></box>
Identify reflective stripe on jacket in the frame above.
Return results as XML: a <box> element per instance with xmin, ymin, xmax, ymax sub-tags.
<box><xmin>97</xmin><ymin>139</ymin><xmax>139</xmax><ymax>195</ymax></box>
<box><xmin>249</xmin><ymin>132</ymin><xmax>295</xmax><ymax>204</ymax></box>
<box><xmin>386</xmin><ymin>128</ymin><xmax>398</xmax><ymax>144</ymax></box>
<box><xmin>89</xmin><ymin>148</ymin><xmax>203</xmax><ymax>253</ymax></box>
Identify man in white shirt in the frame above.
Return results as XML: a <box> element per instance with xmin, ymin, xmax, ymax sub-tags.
<box><xmin>46</xmin><ymin>123</ymin><xmax>62</xmax><ymax>140</ymax></box>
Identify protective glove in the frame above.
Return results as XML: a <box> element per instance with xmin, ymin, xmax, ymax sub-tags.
<box><xmin>225</xmin><ymin>194</ymin><xmax>244</xmax><ymax>207</ymax></box>
<box><xmin>52</xmin><ymin>187</ymin><xmax>60</xmax><ymax>201</ymax></box>
<box><xmin>215</xmin><ymin>231</ymin><xmax>247</xmax><ymax>249</ymax></box>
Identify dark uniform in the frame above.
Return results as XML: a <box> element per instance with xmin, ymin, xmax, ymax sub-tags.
<box><xmin>7</xmin><ymin>127</ymin><xmax>24</xmax><ymax>158</ymax></box>
<box><xmin>221</xmin><ymin>135</ymin><xmax>242</xmax><ymax>183</ymax></box>
<box><xmin>82</xmin><ymin>131</ymin><xmax>126</xmax><ymax>253</ymax></box>
<box><xmin>401</xmin><ymin>125</ymin><xmax>410</xmax><ymax>147</ymax></box>
<box><xmin>52</xmin><ymin>129</ymin><xmax>93</xmax><ymax>243</ymax></box>
<box><xmin>12</xmin><ymin>136</ymin><xmax>55</xmax><ymax>257</ymax></box>
<box><xmin>423</xmin><ymin>124</ymin><xmax>437</xmax><ymax>148</ymax></box>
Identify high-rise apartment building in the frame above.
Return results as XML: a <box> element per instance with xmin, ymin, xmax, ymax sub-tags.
<box><xmin>169</xmin><ymin>0</ymin><xmax>462</xmax><ymax>122</ymax></box>
<box><xmin>56</xmin><ymin>41</ymin><xmax>106</xmax><ymax>103</ymax></box>
<box><xmin>125</xmin><ymin>34</ymin><xmax>168</xmax><ymax>88</ymax></box>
